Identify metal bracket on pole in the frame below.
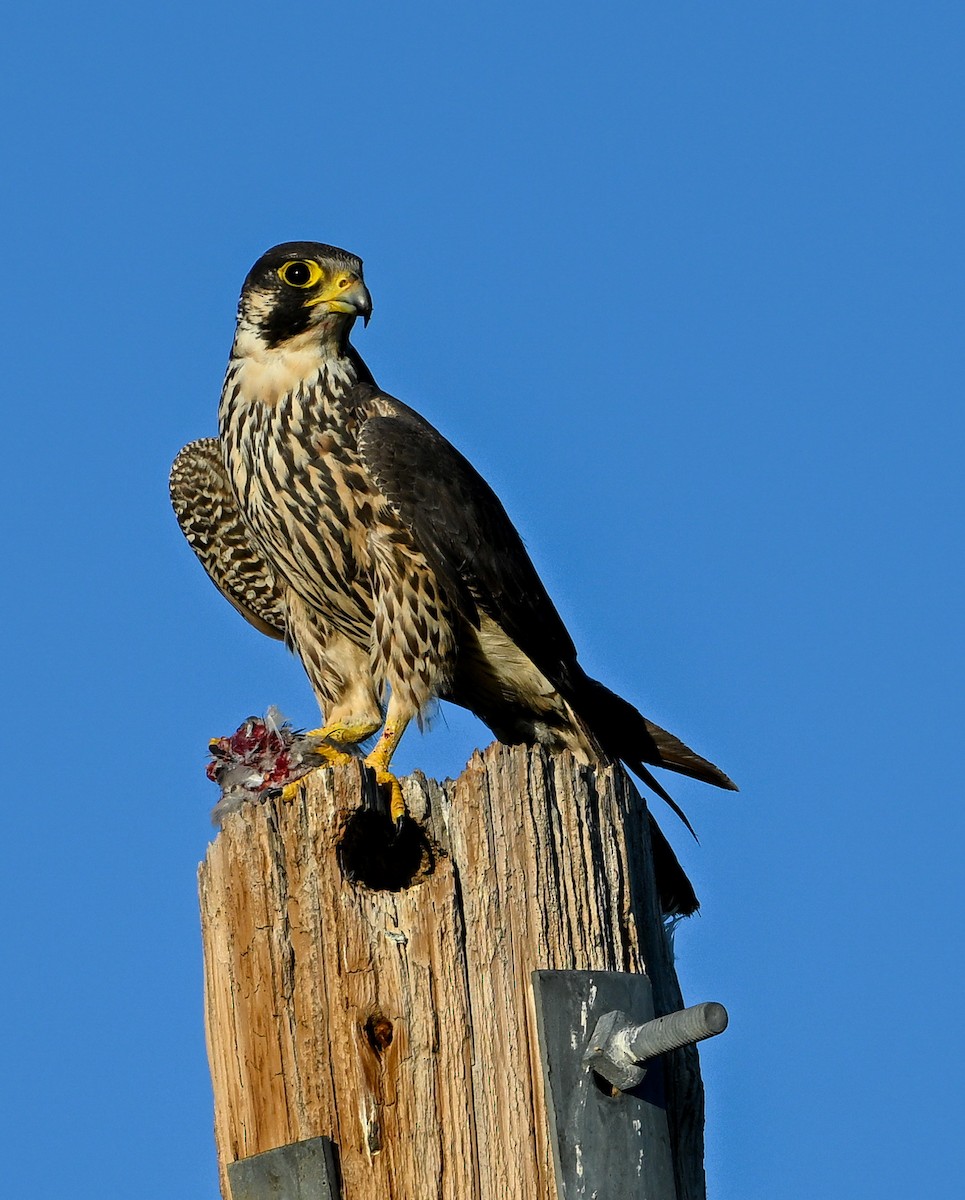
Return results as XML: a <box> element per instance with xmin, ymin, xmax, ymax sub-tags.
<box><xmin>532</xmin><ymin>970</ymin><xmax>728</xmax><ymax>1200</ymax></box>
<box><xmin>226</xmin><ymin>1136</ymin><xmax>341</xmax><ymax>1200</ymax></box>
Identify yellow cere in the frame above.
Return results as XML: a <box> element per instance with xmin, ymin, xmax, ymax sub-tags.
<box><xmin>303</xmin><ymin>289</ymin><xmax>360</xmax><ymax>311</ymax></box>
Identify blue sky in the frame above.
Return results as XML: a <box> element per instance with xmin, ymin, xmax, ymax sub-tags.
<box><xmin>1</xmin><ymin>3</ymin><xmax>962</xmax><ymax>1196</ymax></box>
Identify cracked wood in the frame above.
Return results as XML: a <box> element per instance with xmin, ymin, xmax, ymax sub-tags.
<box><xmin>199</xmin><ymin>742</ymin><xmax>707</xmax><ymax>1199</ymax></box>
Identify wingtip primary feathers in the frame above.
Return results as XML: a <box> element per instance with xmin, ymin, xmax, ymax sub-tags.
<box><xmin>576</xmin><ymin>675</ymin><xmax>735</xmax><ymax>783</ymax></box>
<box><xmin>642</xmin><ymin>717</ymin><xmax>739</xmax><ymax>792</ymax></box>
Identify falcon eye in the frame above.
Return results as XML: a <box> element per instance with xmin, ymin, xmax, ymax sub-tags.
<box><xmin>278</xmin><ymin>260</ymin><xmax>324</xmax><ymax>288</ymax></box>
<box><xmin>283</xmin><ymin>262</ymin><xmax>311</xmax><ymax>285</ymax></box>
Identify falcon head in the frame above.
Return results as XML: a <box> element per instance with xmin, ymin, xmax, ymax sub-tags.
<box><xmin>236</xmin><ymin>241</ymin><xmax>372</xmax><ymax>349</ymax></box>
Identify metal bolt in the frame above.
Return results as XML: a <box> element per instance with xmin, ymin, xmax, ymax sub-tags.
<box><xmin>584</xmin><ymin>1001</ymin><xmax>729</xmax><ymax>1091</ymax></box>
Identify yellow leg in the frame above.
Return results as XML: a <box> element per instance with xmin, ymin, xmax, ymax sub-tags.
<box><xmin>363</xmin><ymin>701</ymin><xmax>412</xmax><ymax>824</ymax></box>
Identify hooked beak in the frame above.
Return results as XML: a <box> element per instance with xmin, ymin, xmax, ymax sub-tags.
<box><xmin>319</xmin><ymin>278</ymin><xmax>372</xmax><ymax>326</ymax></box>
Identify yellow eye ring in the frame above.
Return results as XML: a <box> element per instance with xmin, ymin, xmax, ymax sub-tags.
<box><xmin>278</xmin><ymin>260</ymin><xmax>325</xmax><ymax>289</ymax></box>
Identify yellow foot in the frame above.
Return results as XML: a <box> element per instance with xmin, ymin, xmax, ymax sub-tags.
<box><xmin>275</xmin><ymin>718</ymin><xmax>380</xmax><ymax>797</ymax></box>
<box><xmin>363</xmin><ymin>754</ymin><xmax>407</xmax><ymax>824</ymax></box>
<box><xmin>280</xmin><ymin>774</ymin><xmax>309</xmax><ymax>802</ymax></box>
<box><xmin>281</xmin><ymin>751</ymin><xmax>357</xmax><ymax>802</ymax></box>
<box><xmin>306</xmin><ymin>718</ymin><xmax>381</xmax><ymax>747</ymax></box>
<box><xmin>303</xmin><ymin>740</ymin><xmax>356</xmax><ymax>767</ymax></box>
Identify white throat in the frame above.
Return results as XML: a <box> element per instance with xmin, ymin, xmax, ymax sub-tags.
<box><xmin>228</xmin><ymin>324</ymin><xmax>356</xmax><ymax>408</ymax></box>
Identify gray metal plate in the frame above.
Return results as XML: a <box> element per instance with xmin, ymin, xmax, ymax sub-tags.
<box><xmin>532</xmin><ymin>970</ymin><xmax>677</xmax><ymax>1200</ymax></box>
<box><xmin>226</xmin><ymin>1136</ymin><xmax>341</xmax><ymax>1200</ymax></box>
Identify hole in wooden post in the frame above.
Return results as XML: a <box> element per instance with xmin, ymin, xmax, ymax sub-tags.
<box><xmin>364</xmin><ymin>1013</ymin><xmax>394</xmax><ymax>1055</ymax></box>
<box><xmin>338</xmin><ymin>810</ymin><xmax>436</xmax><ymax>891</ymax></box>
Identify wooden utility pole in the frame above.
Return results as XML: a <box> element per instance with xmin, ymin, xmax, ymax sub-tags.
<box><xmin>199</xmin><ymin>742</ymin><xmax>709</xmax><ymax>1199</ymax></box>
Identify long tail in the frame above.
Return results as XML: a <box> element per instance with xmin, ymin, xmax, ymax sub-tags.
<box><xmin>575</xmin><ymin>676</ymin><xmax>736</xmax><ymax>800</ymax></box>
<box><xmin>571</xmin><ymin>675</ymin><xmax>737</xmax><ymax>915</ymax></box>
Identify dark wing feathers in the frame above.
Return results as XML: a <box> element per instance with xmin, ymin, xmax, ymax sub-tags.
<box><xmin>358</xmin><ymin>394</ymin><xmax>580</xmax><ymax>685</ymax></box>
<box><xmin>170</xmin><ymin>438</ymin><xmax>286</xmax><ymax>640</ymax></box>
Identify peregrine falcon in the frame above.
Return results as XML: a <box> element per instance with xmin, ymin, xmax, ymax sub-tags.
<box><xmin>170</xmin><ymin>242</ymin><xmax>736</xmax><ymax>914</ymax></box>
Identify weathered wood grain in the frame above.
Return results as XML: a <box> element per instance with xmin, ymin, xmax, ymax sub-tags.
<box><xmin>199</xmin><ymin>742</ymin><xmax>707</xmax><ymax>1199</ymax></box>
